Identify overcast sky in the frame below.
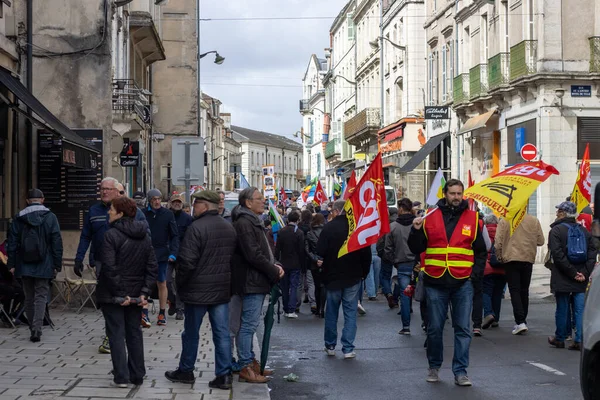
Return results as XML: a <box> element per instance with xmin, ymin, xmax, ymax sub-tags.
<box><xmin>199</xmin><ymin>0</ymin><xmax>347</xmax><ymax>141</ymax></box>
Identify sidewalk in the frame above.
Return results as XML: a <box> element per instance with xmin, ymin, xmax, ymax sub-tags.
<box><xmin>0</xmin><ymin>308</ymin><xmax>271</xmax><ymax>400</ymax></box>
<box><xmin>529</xmin><ymin>263</ymin><xmax>552</xmax><ymax>299</ymax></box>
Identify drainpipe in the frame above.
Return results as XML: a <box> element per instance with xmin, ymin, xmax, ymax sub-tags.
<box><xmin>148</xmin><ymin>64</ymin><xmax>153</xmax><ymax>190</ymax></box>
<box><xmin>26</xmin><ymin>0</ymin><xmax>33</xmax><ymax>190</ymax></box>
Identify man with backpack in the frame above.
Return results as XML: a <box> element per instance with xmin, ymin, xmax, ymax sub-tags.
<box><xmin>547</xmin><ymin>201</ymin><xmax>596</xmax><ymax>350</ymax></box>
<box><xmin>494</xmin><ymin>207</ymin><xmax>545</xmax><ymax>335</ymax></box>
<box><xmin>7</xmin><ymin>189</ymin><xmax>63</xmax><ymax>343</ymax></box>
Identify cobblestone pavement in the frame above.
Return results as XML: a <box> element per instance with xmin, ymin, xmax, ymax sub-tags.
<box><xmin>0</xmin><ymin>309</ymin><xmax>271</xmax><ymax>400</ymax></box>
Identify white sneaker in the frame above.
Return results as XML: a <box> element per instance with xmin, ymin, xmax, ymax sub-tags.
<box><xmin>512</xmin><ymin>323</ymin><xmax>528</xmax><ymax>335</ymax></box>
<box><xmin>324</xmin><ymin>347</ymin><xmax>335</xmax><ymax>356</ymax></box>
<box><xmin>285</xmin><ymin>313</ymin><xmax>298</xmax><ymax>319</ymax></box>
<box><xmin>426</xmin><ymin>368</ymin><xmax>440</xmax><ymax>383</ymax></box>
<box><xmin>357</xmin><ymin>303</ymin><xmax>366</xmax><ymax>315</ymax></box>
<box><xmin>110</xmin><ymin>381</ymin><xmax>128</xmax><ymax>389</ymax></box>
<box><xmin>343</xmin><ymin>351</ymin><xmax>356</xmax><ymax>359</ymax></box>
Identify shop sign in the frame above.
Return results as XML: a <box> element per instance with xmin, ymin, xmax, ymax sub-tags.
<box><xmin>424</xmin><ymin>106</ymin><xmax>450</xmax><ymax>120</ymax></box>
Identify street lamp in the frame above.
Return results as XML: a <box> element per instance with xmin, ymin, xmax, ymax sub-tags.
<box><xmin>331</xmin><ymin>74</ymin><xmax>357</xmax><ymax>86</ymax></box>
<box><xmin>199</xmin><ymin>50</ymin><xmax>225</xmax><ymax>65</ymax></box>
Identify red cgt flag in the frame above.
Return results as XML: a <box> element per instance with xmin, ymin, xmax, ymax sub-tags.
<box><xmin>343</xmin><ymin>170</ymin><xmax>357</xmax><ymax>200</ymax></box>
<box><xmin>314</xmin><ymin>181</ymin><xmax>327</xmax><ymax>205</ymax></box>
<box><xmin>338</xmin><ymin>153</ymin><xmax>390</xmax><ymax>257</ymax></box>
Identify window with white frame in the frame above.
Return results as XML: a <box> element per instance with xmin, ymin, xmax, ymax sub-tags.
<box><xmin>347</xmin><ymin>12</ymin><xmax>355</xmax><ymax>40</ymax></box>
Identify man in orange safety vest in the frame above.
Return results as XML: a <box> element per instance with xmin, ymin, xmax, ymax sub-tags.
<box><xmin>408</xmin><ymin>179</ymin><xmax>487</xmax><ymax>387</ymax></box>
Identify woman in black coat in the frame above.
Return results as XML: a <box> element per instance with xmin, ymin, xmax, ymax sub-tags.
<box><xmin>97</xmin><ymin>197</ymin><xmax>158</xmax><ymax>388</ymax></box>
<box><xmin>305</xmin><ymin>213</ymin><xmax>325</xmax><ymax>317</ymax></box>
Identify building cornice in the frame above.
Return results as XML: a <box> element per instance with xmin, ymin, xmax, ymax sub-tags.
<box><xmin>423</xmin><ymin>0</ymin><xmax>455</xmax><ymax>29</ymax></box>
<box><xmin>383</xmin><ymin>0</ymin><xmax>425</xmax><ymax>29</ymax></box>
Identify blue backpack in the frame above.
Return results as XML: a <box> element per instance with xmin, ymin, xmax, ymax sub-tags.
<box><xmin>561</xmin><ymin>223</ymin><xmax>588</xmax><ymax>264</ymax></box>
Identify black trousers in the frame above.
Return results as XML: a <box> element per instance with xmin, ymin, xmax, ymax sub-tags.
<box><xmin>312</xmin><ymin>269</ymin><xmax>325</xmax><ymax>315</ymax></box>
<box><xmin>102</xmin><ymin>304</ymin><xmax>146</xmax><ymax>384</ymax></box>
<box><xmin>504</xmin><ymin>262</ymin><xmax>533</xmax><ymax>325</ymax></box>
<box><xmin>471</xmin><ymin>278</ymin><xmax>483</xmax><ymax>328</ymax></box>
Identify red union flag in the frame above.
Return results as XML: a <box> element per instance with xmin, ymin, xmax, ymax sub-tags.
<box><xmin>570</xmin><ymin>143</ymin><xmax>591</xmax><ymax>213</ymax></box>
<box><xmin>338</xmin><ymin>153</ymin><xmax>390</xmax><ymax>258</ymax></box>
<box><xmin>343</xmin><ymin>171</ymin><xmax>357</xmax><ymax>200</ymax></box>
<box><xmin>314</xmin><ymin>181</ymin><xmax>327</xmax><ymax>205</ymax></box>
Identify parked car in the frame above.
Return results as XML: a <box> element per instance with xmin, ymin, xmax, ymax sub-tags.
<box><xmin>385</xmin><ymin>185</ymin><xmax>397</xmax><ymax>209</ymax></box>
<box><xmin>581</xmin><ymin>183</ymin><xmax>600</xmax><ymax>399</ymax></box>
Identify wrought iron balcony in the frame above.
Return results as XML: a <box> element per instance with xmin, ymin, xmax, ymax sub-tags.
<box><xmin>589</xmin><ymin>37</ymin><xmax>600</xmax><ymax>73</ymax></box>
<box><xmin>510</xmin><ymin>40</ymin><xmax>537</xmax><ymax>81</ymax></box>
<box><xmin>469</xmin><ymin>64</ymin><xmax>488</xmax><ymax>99</ymax></box>
<box><xmin>112</xmin><ymin>79</ymin><xmax>151</xmax><ymax>127</ymax></box>
<box><xmin>488</xmin><ymin>53</ymin><xmax>510</xmax><ymax>90</ymax></box>
<box><xmin>452</xmin><ymin>74</ymin><xmax>470</xmax><ymax>106</ymax></box>
<box><xmin>325</xmin><ymin>137</ymin><xmax>341</xmax><ymax>160</ymax></box>
<box><xmin>343</xmin><ymin>108</ymin><xmax>380</xmax><ymax>146</ymax></box>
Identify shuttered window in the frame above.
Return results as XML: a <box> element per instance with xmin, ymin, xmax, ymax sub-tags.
<box><xmin>577</xmin><ymin>117</ymin><xmax>600</xmax><ymax>159</ymax></box>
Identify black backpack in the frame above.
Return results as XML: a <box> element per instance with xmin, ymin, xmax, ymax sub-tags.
<box><xmin>20</xmin><ymin>223</ymin><xmax>45</xmax><ymax>263</ymax></box>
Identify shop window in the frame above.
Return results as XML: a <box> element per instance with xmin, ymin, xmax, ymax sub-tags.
<box><xmin>506</xmin><ymin>119</ymin><xmax>536</xmax><ymax>166</ymax></box>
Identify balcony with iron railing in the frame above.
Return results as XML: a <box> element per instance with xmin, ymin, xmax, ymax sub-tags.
<box><xmin>488</xmin><ymin>53</ymin><xmax>510</xmax><ymax>90</ymax></box>
<box><xmin>453</xmin><ymin>74</ymin><xmax>470</xmax><ymax>106</ymax></box>
<box><xmin>299</xmin><ymin>99</ymin><xmax>311</xmax><ymax>114</ymax></box>
<box><xmin>589</xmin><ymin>37</ymin><xmax>600</xmax><ymax>72</ymax></box>
<box><xmin>510</xmin><ymin>40</ymin><xmax>537</xmax><ymax>81</ymax></box>
<box><xmin>325</xmin><ymin>137</ymin><xmax>341</xmax><ymax>160</ymax></box>
<box><xmin>469</xmin><ymin>63</ymin><xmax>488</xmax><ymax>99</ymax></box>
<box><xmin>112</xmin><ymin>79</ymin><xmax>151</xmax><ymax>129</ymax></box>
<box><xmin>343</xmin><ymin>108</ymin><xmax>380</xmax><ymax>146</ymax></box>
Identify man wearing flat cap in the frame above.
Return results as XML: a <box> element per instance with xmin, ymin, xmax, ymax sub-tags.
<box><xmin>165</xmin><ymin>190</ymin><xmax>238</xmax><ymax>390</ymax></box>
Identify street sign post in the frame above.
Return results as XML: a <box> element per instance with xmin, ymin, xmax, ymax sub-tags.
<box><xmin>171</xmin><ymin>137</ymin><xmax>205</xmax><ymax>205</ymax></box>
<box><xmin>520</xmin><ymin>143</ymin><xmax>538</xmax><ymax>161</ymax></box>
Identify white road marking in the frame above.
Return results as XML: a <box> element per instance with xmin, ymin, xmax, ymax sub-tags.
<box><xmin>526</xmin><ymin>361</ymin><xmax>566</xmax><ymax>376</ymax></box>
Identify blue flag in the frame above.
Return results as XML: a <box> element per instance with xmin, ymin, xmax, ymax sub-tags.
<box><xmin>240</xmin><ymin>173</ymin><xmax>250</xmax><ymax>189</ymax></box>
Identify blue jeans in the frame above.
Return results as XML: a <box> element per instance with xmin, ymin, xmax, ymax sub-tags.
<box><xmin>380</xmin><ymin>262</ymin><xmax>393</xmax><ymax>296</ymax></box>
<box><xmin>426</xmin><ymin>280</ymin><xmax>473</xmax><ymax>376</ymax></box>
<box><xmin>483</xmin><ymin>274</ymin><xmax>506</xmax><ymax>320</ymax></box>
<box><xmin>397</xmin><ymin>272</ymin><xmax>412</xmax><ymax>328</ymax></box>
<box><xmin>180</xmin><ymin>303</ymin><xmax>231</xmax><ymax>377</ymax></box>
<box><xmin>281</xmin><ymin>269</ymin><xmax>302</xmax><ymax>313</ymax></box>
<box><xmin>236</xmin><ymin>294</ymin><xmax>266</xmax><ymax>368</ymax></box>
<box><xmin>324</xmin><ymin>282</ymin><xmax>361</xmax><ymax>354</ymax></box>
<box><xmin>555</xmin><ymin>292</ymin><xmax>584</xmax><ymax>343</ymax></box>
<box><xmin>365</xmin><ymin>256</ymin><xmax>382</xmax><ymax>298</ymax></box>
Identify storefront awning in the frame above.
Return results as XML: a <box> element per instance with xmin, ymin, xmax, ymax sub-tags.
<box><xmin>458</xmin><ymin>110</ymin><xmax>496</xmax><ymax>135</ymax></box>
<box><xmin>382</xmin><ymin>127</ymin><xmax>403</xmax><ymax>143</ymax></box>
<box><xmin>398</xmin><ymin>132</ymin><xmax>449</xmax><ymax>173</ymax></box>
<box><xmin>0</xmin><ymin>67</ymin><xmax>99</xmax><ymax>155</ymax></box>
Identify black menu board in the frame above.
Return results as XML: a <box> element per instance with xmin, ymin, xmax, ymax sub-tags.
<box><xmin>37</xmin><ymin>129</ymin><xmax>103</xmax><ymax>230</ymax></box>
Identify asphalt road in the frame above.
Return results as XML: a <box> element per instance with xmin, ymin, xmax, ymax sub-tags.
<box><xmin>260</xmin><ymin>295</ymin><xmax>583</xmax><ymax>400</ymax></box>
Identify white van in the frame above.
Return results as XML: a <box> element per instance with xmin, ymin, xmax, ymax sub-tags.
<box><xmin>385</xmin><ymin>186</ymin><xmax>397</xmax><ymax>209</ymax></box>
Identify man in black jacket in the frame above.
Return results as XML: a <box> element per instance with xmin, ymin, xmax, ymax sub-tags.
<box><xmin>317</xmin><ymin>199</ymin><xmax>371</xmax><ymax>359</ymax></box>
<box><xmin>275</xmin><ymin>211</ymin><xmax>305</xmax><ymax>319</ymax></box>
<box><xmin>408</xmin><ymin>180</ymin><xmax>487</xmax><ymax>386</ymax></box>
<box><xmin>231</xmin><ymin>187</ymin><xmax>284</xmax><ymax>383</ymax></box>
<box><xmin>165</xmin><ymin>190</ymin><xmax>237</xmax><ymax>390</ymax></box>
<box><xmin>143</xmin><ymin>189</ymin><xmax>179</xmax><ymax>327</ymax></box>
<box><xmin>167</xmin><ymin>193</ymin><xmax>193</xmax><ymax>321</ymax></box>
<box><xmin>547</xmin><ymin>201</ymin><xmax>596</xmax><ymax>350</ymax></box>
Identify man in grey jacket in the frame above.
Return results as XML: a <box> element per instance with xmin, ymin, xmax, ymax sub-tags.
<box><xmin>384</xmin><ymin>198</ymin><xmax>416</xmax><ymax>334</ymax></box>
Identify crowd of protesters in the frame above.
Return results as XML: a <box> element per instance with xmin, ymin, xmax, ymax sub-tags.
<box><xmin>1</xmin><ymin>175</ymin><xmax>597</xmax><ymax>390</ymax></box>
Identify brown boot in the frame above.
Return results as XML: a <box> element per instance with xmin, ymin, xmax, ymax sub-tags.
<box><xmin>239</xmin><ymin>366</ymin><xmax>268</xmax><ymax>383</ymax></box>
<box><xmin>252</xmin><ymin>359</ymin><xmax>273</xmax><ymax>376</ymax></box>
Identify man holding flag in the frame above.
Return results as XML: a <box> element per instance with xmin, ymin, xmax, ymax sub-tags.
<box><xmin>408</xmin><ymin>179</ymin><xmax>487</xmax><ymax>387</ymax></box>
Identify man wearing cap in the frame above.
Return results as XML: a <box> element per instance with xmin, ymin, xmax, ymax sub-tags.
<box><xmin>143</xmin><ymin>189</ymin><xmax>179</xmax><ymax>327</ymax></box>
<box><xmin>494</xmin><ymin>203</ymin><xmax>544</xmax><ymax>335</ymax></box>
<box><xmin>547</xmin><ymin>201</ymin><xmax>596</xmax><ymax>350</ymax></box>
<box><xmin>165</xmin><ymin>191</ymin><xmax>237</xmax><ymax>389</ymax></box>
<box><xmin>168</xmin><ymin>193</ymin><xmax>192</xmax><ymax>320</ymax></box>
<box><xmin>7</xmin><ymin>189</ymin><xmax>63</xmax><ymax>343</ymax></box>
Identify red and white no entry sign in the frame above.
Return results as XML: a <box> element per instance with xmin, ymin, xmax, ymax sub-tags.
<box><xmin>520</xmin><ymin>143</ymin><xmax>538</xmax><ymax>161</ymax></box>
